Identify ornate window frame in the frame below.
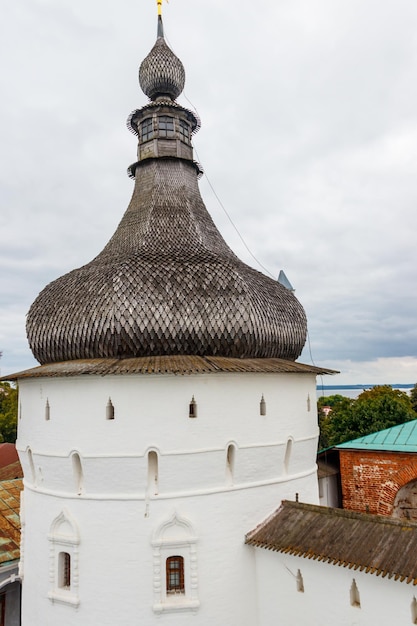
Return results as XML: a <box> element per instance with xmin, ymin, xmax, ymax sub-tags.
<box><xmin>151</xmin><ymin>513</ymin><xmax>199</xmax><ymax>614</ymax></box>
<box><xmin>48</xmin><ymin>509</ymin><xmax>80</xmax><ymax>607</ymax></box>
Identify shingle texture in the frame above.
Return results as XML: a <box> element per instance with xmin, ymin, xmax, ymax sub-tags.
<box><xmin>27</xmin><ymin>158</ymin><xmax>307</xmax><ymax>364</ymax></box>
<box><xmin>4</xmin><ymin>355</ymin><xmax>335</xmax><ymax>381</ymax></box>
<box><xmin>0</xmin><ymin>479</ymin><xmax>23</xmax><ymax>566</ymax></box>
<box><xmin>139</xmin><ymin>19</ymin><xmax>185</xmax><ymax>100</ymax></box>
<box><xmin>26</xmin><ymin>18</ymin><xmax>307</xmax><ymax>365</ymax></box>
<box><xmin>246</xmin><ymin>500</ymin><xmax>417</xmax><ymax>584</ymax></box>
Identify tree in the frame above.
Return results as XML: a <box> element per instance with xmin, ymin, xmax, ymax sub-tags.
<box><xmin>410</xmin><ymin>382</ymin><xmax>417</xmax><ymax>414</ymax></box>
<box><xmin>0</xmin><ymin>382</ymin><xmax>18</xmax><ymax>443</ymax></box>
<box><xmin>318</xmin><ymin>395</ymin><xmax>354</xmax><ymax>449</ymax></box>
<box><xmin>318</xmin><ymin>386</ymin><xmax>417</xmax><ymax>449</ymax></box>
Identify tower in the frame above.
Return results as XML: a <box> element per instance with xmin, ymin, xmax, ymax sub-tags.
<box><xmin>12</xmin><ymin>7</ymin><xmax>332</xmax><ymax>625</ymax></box>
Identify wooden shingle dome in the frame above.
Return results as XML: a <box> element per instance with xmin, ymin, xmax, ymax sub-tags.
<box><xmin>26</xmin><ymin>16</ymin><xmax>307</xmax><ymax>365</ymax></box>
<box><xmin>139</xmin><ymin>16</ymin><xmax>185</xmax><ymax>101</ymax></box>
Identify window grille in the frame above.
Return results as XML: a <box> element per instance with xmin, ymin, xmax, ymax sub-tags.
<box><xmin>158</xmin><ymin>116</ymin><xmax>175</xmax><ymax>138</ymax></box>
<box><xmin>179</xmin><ymin>119</ymin><xmax>190</xmax><ymax>143</ymax></box>
<box><xmin>166</xmin><ymin>556</ymin><xmax>184</xmax><ymax>593</ymax></box>
<box><xmin>140</xmin><ymin>118</ymin><xmax>154</xmax><ymax>142</ymax></box>
<box><xmin>59</xmin><ymin>552</ymin><xmax>71</xmax><ymax>589</ymax></box>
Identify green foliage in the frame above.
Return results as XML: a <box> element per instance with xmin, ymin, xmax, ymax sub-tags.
<box><xmin>0</xmin><ymin>382</ymin><xmax>18</xmax><ymax>443</ymax></box>
<box><xmin>318</xmin><ymin>385</ymin><xmax>417</xmax><ymax>450</ymax></box>
<box><xmin>410</xmin><ymin>382</ymin><xmax>417</xmax><ymax>413</ymax></box>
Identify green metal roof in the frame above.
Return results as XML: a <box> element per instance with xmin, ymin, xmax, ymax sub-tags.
<box><xmin>336</xmin><ymin>419</ymin><xmax>417</xmax><ymax>452</ymax></box>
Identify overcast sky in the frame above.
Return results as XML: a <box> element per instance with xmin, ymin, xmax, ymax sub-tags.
<box><xmin>1</xmin><ymin>0</ymin><xmax>417</xmax><ymax>385</ymax></box>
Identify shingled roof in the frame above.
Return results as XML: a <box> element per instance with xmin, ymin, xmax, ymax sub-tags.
<box><xmin>25</xmin><ymin>13</ymin><xmax>308</xmax><ymax>366</ymax></box>
<box><xmin>246</xmin><ymin>500</ymin><xmax>417</xmax><ymax>585</ymax></box>
<box><xmin>0</xmin><ymin>479</ymin><xmax>23</xmax><ymax>566</ymax></box>
<box><xmin>3</xmin><ymin>355</ymin><xmax>337</xmax><ymax>381</ymax></box>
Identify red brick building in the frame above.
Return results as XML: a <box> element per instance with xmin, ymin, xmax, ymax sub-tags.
<box><xmin>337</xmin><ymin>420</ymin><xmax>417</xmax><ymax>519</ymax></box>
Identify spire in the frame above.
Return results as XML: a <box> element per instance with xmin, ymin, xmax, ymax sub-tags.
<box><xmin>139</xmin><ymin>6</ymin><xmax>185</xmax><ymax>101</ymax></box>
<box><xmin>156</xmin><ymin>0</ymin><xmax>165</xmax><ymax>38</ymax></box>
<box><xmin>26</xmin><ymin>8</ymin><xmax>308</xmax><ymax>365</ymax></box>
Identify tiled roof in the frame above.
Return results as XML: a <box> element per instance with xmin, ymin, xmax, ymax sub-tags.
<box><xmin>246</xmin><ymin>500</ymin><xmax>417</xmax><ymax>584</ymax></box>
<box><xmin>336</xmin><ymin>419</ymin><xmax>417</xmax><ymax>452</ymax></box>
<box><xmin>0</xmin><ymin>444</ymin><xmax>19</xmax><ymax>469</ymax></box>
<box><xmin>0</xmin><ymin>479</ymin><xmax>23</xmax><ymax>566</ymax></box>
<box><xmin>0</xmin><ymin>462</ymin><xmax>23</xmax><ymax>482</ymax></box>
<box><xmin>2</xmin><ymin>356</ymin><xmax>337</xmax><ymax>381</ymax></box>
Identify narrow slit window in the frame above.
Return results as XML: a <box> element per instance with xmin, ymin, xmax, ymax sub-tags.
<box><xmin>411</xmin><ymin>596</ymin><xmax>417</xmax><ymax>624</ymax></box>
<box><xmin>189</xmin><ymin>396</ymin><xmax>197</xmax><ymax>418</ymax></box>
<box><xmin>148</xmin><ymin>450</ymin><xmax>159</xmax><ymax>495</ymax></box>
<box><xmin>296</xmin><ymin>569</ymin><xmax>304</xmax><ymax>593</ymax></box>
<box><xmin>284</xmin><ymin>439</ymin><xmax>293</xmax><ymax>474</ymax></box>
<box><xmin>106</xmin><ymin>398</ymin><xmax>115</xmax><ymax>420</ymax></box>
<box><xmin>350</xmin><ymin>579</ymin><xmax>361</xmax><ymax>608</ymax></box>
<box><xmin>72</xmin><ymin>453</ymin><xmax>84</xmax><ymax>495</ymax></box>
<box><xmin>166</xmin><ymin>556</ymin><xmax>184</xmax><ymax>594</ymax></box>
<box><xmin>58</xmin><ymin>552</ymin><xmax>71</xmax><ymax>589</ymax></box>
<box><xmin>226</xmin><ymin>444</ymin><xmax>236</xmax><ymax>485</ymax></box>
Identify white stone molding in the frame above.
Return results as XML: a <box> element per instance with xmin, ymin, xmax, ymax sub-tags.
<box><xmin>18</xmin><ymin>492</ymin><xmax>25</xmax><ymax>581</ymax></box>
<box><xmin>48</xmin><ymin>508</ymin><xmax>80</xmax><ymax>607</ymax></box>
<box><xmin>151</xmin><ymin>512</ymin><xmax>199</xmax><ymax>614</ymax></box>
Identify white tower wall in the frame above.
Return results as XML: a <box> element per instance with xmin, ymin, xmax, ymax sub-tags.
<box><xmin>17</xmin><ymin>370</ymin><xmax>319</xmax><ymax>626</ymax></box>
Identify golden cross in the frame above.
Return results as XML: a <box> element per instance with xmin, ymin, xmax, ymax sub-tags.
<box><xmin>157</xmin><ymin>0</ymin><xmax>169</xmax><ymax>16</ymax></box>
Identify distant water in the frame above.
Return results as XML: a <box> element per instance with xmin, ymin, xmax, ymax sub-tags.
<box><xmin>316</xmin><ymin>384</ymin><xmax>414</xmax><ymax>400</ymax></box>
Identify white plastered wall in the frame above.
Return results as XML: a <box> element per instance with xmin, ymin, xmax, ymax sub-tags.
<box><xmin>253</xmin><ymin>548</ymin><xmax>417</xmax><ymax>626</ymax></box>
<box><xmin>17</xmin><ymin>370</ymin><xmax>319</xmax><ymax>626</ymax></box>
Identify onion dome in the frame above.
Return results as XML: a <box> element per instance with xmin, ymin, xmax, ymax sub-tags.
<box><xmin>26</xmin><ymin>15</ymin><xmax>307</xmax><ymax>365</ymax></box>
<box><xmin>139</xmin><ymin>16</ymin><xmax>185</xmax><ymax>101</ymax></box>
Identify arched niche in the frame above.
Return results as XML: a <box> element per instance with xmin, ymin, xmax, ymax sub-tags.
<box><xmin>393</xmin><ymin>477</ymin><xmax>417</xmax><ymax>521</ymax></box>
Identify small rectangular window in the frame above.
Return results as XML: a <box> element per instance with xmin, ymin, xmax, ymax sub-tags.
<box><xmin>159</xmin><ymin>116</ymin><xmax>175</xmax><ymax>138</ymax></box>
<box><xmin>179</xmin><ymin>119</ymin><xmax>190</xmax><ymax>143</ymax></box>
<box><xmin>166</xmin><ymin>556</ymin><xmax>184</xmax><ymax>594</ymax></box>
<box><xmin>140</xmin><ymin>118</ymin><xmax>154</xmax><ymax>142</ymax></box>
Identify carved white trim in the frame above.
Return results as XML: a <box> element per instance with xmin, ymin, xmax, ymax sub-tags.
<box><xmin>151</xmin><ymin>512</ymin><xmax>199</xmax><ymax>614</ymax></box>
<box><xmin>48</xmin><ymin>508</ymin><xmax>80</xmax><ymax>607</ymax></box>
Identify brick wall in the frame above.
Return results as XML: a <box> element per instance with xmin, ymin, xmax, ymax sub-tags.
<box><xmin>339</xmin><ymin>449</ymin><xmax>417</xmax><ymax>515</ymax></box>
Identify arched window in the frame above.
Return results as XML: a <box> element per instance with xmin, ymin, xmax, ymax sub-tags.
<box><xmin>58</xmin><ymin>552</ymin><xmax>71</xmax><ymax>589</ymax></box>
<box><xmin>166</xmin><ymin>556</ymin><xmax>184</xmax><ymax>594</ymax></box>
<box><xmin>152</xmin><ymin>513</ymin><xmax>199</xmax><ymax>614</ymax></box>
<box><xmin>48</xmin><ymin>509</ymin><xmax>80</xmax><ymax>606</ymax></box>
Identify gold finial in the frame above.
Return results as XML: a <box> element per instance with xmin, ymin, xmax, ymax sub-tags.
<box><xmin>157</xmin><ymin>0</ymin><xmax>168</xmax><ymax>17</ymax></box>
